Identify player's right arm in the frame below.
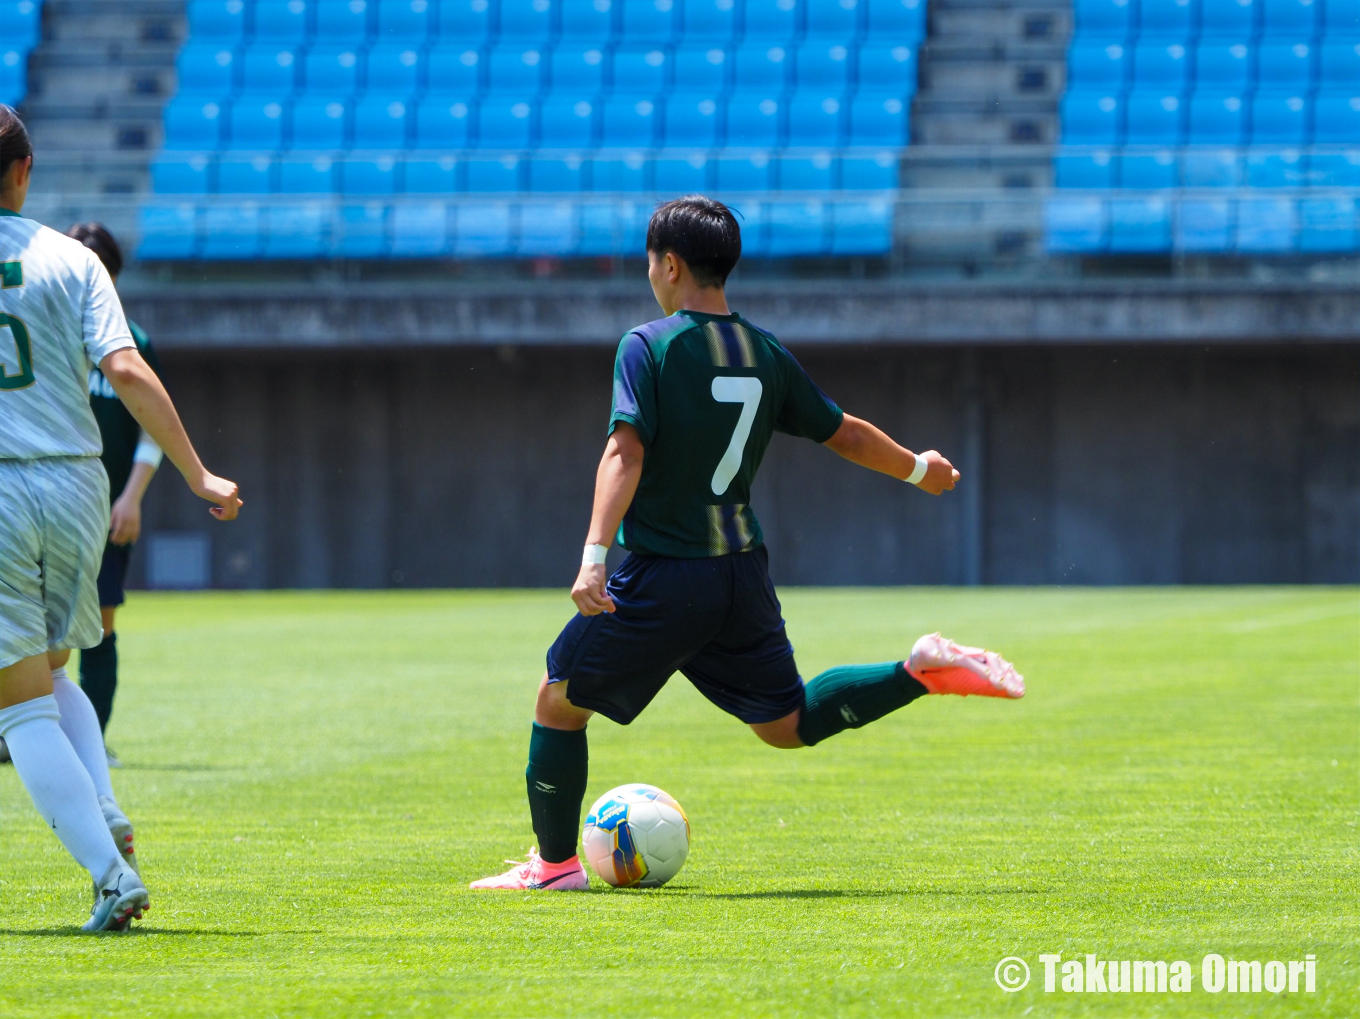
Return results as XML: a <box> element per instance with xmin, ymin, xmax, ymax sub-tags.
<box><xmin>823</xmin><ymin>414</ymin><xmax>960</xmax><ymax>496</ymax></box>
<box><xmin>98</xmin><ymin>347</ymin><xmax>242</xmax><ymax>521</ymax></box>
<box><xmin>571</xmin><ymin>423</ymin><xmax>645</xmax><ymax>616</ymax></box>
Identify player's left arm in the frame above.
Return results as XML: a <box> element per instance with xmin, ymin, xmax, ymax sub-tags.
<box><xmin>108</xmin><ymin>458</ymin><xmax>157</xmax><ymax>545</ymax></box>
<box><xmin>571</xmin><ymin>423</ymin><xmax>645</xmax><ymax>616</ymax></box>
<box><xmin>824</xmin><ymin>414</ymin><xmax>960</xmax><ymax>496</ymax></box>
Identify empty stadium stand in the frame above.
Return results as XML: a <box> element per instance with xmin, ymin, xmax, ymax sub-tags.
<box><xmin>0</xmin><ymin>1</ymin><xmax>43</xmax><ymax>107</ymax></box>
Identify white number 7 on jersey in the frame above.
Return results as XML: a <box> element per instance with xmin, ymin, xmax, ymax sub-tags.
<box><xmin>710</xmin><ymin>376</ymin><xmax>764</xmax><ymax>495</ymax></box>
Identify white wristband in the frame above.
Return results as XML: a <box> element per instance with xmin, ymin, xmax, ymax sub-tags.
<box><xmin>582</xmin><ymin>543</ymin><xmax>609</xmax><ymax>566</ymax></box>
<box><xmin>905</xmin><ymin>453</ymin><xmax>928</xmax><ymax>485</ymax></box>
<box><xmin>133</xmin><ymin>436</ymin><xmax>164</xmax><ymax>469</ymax></box>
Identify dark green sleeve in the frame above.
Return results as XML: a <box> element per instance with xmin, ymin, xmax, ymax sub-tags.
<box><xmin>129</xmin><ymin>320</ymin><xmax>162</xmax><ymax>378</ymax></box>
<box><xmin>774</xmin><ymin>345</ymin><xmax>844</xmax><ymax>442</ymax></box>
<box><xmin>608</xmin><ymin>331</ymin><xmax>658</xmax><ymax>447</ymax></box>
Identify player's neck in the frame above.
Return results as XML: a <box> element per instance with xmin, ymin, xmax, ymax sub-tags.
<box><xmin>669</xmin><ymin>286</ymin><xmax>730</xmax><ymax>318</ymax></box>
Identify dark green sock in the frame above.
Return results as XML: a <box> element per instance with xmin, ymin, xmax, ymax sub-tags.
<box><xmin>796</xmin><ymin>661</ymin><xmax>928</xmax><ymax>747</ymax></box>
<box><xmin>79</xmin><ymin>632</ymin><xmax>118</xmax><ymax>734</ymax></box>
<box><xmin>526</xmin><ymin>722</ymin><xmax>589</xmax><ymax>863</ymax></box>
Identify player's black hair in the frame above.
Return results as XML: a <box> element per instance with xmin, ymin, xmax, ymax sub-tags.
<box><xmin>646</xmin><ymin>195</ymin><xmax>741</xmax><ymax>288</ymax></box>
<box><xmin>67</xmin><ymin>222</ymin><xmax>125</xmax><ymax>278</ymax></box>
<box><xmin>0</xmin><ymin>104</ymin><xmax>33</xmax><ymax>185</ymax></box>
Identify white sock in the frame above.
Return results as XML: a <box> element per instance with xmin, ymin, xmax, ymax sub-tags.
<box><xmin>0</xmin><ymin>696</ymin><xmax>120</xmax><ymax>881</ymax></box>
<box><xmin>51</xmin><ymin>667</ymin><xmax>116</xmax><ymax>801</ymax></box>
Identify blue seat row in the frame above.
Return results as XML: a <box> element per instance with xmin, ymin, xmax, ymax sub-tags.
<box><xmin>152</xmin><ymin>148</ymin><xmax>898</xmax><ymax>192</ymax></box>
<box><xmin>0</xmin><ymin>47</ymin><xmax>30</xmax><ymax>107</ymax></box>
<box><xmin>1056</xmin><ymin>145</ymin><xmax>1360</xmax><ymax>186</ymax></box>
<box><xmin>1074</xmin><ymin>0</ymin><xmax>1359</xmax><ymax>39</ymax></box>
<box><xmin>137</xmin><ymin>195</ymin><xmax>894</xmax><ymax>259</ymax></box>
<box><xmin>1062</xmin><ymin>89</ymin><xmax>1360</xmax><ymax>144</ymax></box>
<box><xmin>1068</xmin><ymin>39</ymin><xmax>1360</xmax><ymax>89</ymax></box>
<box><xmin>0</xmin><ymin>1</ymin><xmax>41</xmax><ymax>49</ymax></box>
<box><xmin>1046</xmin><ymin>193</ymin><xmax>1360</xmax><ymax>252</ymax></box>
<box><xmin>163</xmin><ymin>91</ymin><xmax>909</xmax><ymax>150</ymax></box>
<box><xmin>187</xmin><ymin>0</ymin><xmax>926</xmax><ymax>46</ymax></box>
<box><xmin>176</xmin><ymin>40</ymin><xmax>917</xmax><ymax>98</ymax></box>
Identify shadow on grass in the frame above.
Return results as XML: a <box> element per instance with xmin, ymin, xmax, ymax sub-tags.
<box><xmin>692</xmin><ymin>887</ymin><xmax>1051</xmax><ymax>899</ymax></box>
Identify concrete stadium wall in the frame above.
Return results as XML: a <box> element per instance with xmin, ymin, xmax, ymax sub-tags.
<box><xmin>128</xmin><ymin>342</ymin><xmax>1360</xmax><ymax>589</ymax></box>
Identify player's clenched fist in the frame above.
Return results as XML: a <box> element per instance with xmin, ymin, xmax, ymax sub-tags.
<box><xmin>571</xmin><ymin>562</ymin><xmax>617</xmax><ymax>616</ymax></box>
<box><xmin>914</xmin><ymin>450</ymin><xmax>960</xmax><ymax>496</ymax></box>
<box><xmin>192</xmin><ymin>472</ymin><xmax>243</xmax><ymax>521</ymax></box>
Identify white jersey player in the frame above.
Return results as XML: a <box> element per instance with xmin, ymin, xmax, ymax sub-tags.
<box><xmin>0</xmin><ymin>106</ymin><xmax>241</xmax><ymax>932</ymax></box>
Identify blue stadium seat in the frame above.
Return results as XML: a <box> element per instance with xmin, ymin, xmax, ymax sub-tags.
<box><xmin>857</xmin><ymin>44</ymin><xmax>917</xmax><ymax>93</ymax></box>
<box><xmin>682</xmin><ymin>0</ymin><xmax>738</xmax><ymax>42</ymax></box>
<box><xmin>620</xmin><ymin>0</ymin><xmax>679</xmax><ymax>43</ymax></box>
<box><xmin>1044</xmin><ymin>197</ymin><xmax>1105</xmax><ymax>252</ymax></box>
<box><xmin>663</xmin><ymin>96</ymin><xmax>720</xmax><ymax>145</ymax></box>
<box><xmin>839</xmin><ymin>151</ymin><xmax>897</xmax><ymax>188</ymax></box>
<box><xmin>202</xmin><ymin>203</ymin><xmax>263</xmax><ymax>258</ymax></box>
<box><xmin>671</xmin><ymin>45</ymin><xmax>729</xmax><ymax>94</ymax></box>
<box><xmin>1054</xmin><ymin>149</ymin><xmax>1115</xmax><ymax>187</ymax></box>
<box><xmin>1323</xmin><ymin>0</ymin><xmax>1360</xmax><ymax>34</ymax></box>
<box><xmin>793</xmin><ymin>42</ymin><xmax>851</xmax><ymax>90</ymax></box>
<box><xmin>612</xmin><ymin>46</ymin><xmax>669</xmax><ymax>94</ymax></box>
<box><xmin>1309</xmin><ymin>149</ymin><xmax>1360</xmax><ymax>184</ymax></box>
<box><xmin>378</xmin><ymin>0</ymin><xmax>433</xmax><ymax>39</ymax></box>
<box><xmin>1235</xmin><ymin>197</ymin><xmax>1295</xmax><ymax>251</ymax></box>
<box><xmin>228</xmin><ymin>99</ymin><xmax>287</xmax><ymax>148</ymax></box>
<box><xmin>138</xmin><ymin>204</ymin><xmax>200</xmax><ymax>259</ymax></box>
<box><xmin>1297</xmin><ymin>197</ymin><xmax>1356</xmax><ymax>251</ymax></box>
<box><xmin>367</xmin><ymin>44</ymin><xmax>424</xmax><ymax>93</ymax></box>
<box><xmin>1181</xmin><ymin>147</ymin><xmax>1241</xmax><ymax>184</ymax></box>
<box><xmin>848</xmin><ymin>93</ymin><xmax>907</xmax><ymax>143</ymax></box>
<box><xmin>405</xmin><ymin>154</ymin><xmax>459</xmax><ymax>190</ymax></box>
<box><xmin>1117</xmin><ymin>149</ymin><xmax>1177</xmax><ymax>187</ymax></box>
<box><xmin>600</xmin><ymin>96</ymin><xmax>659</xmax><ymax>146</ymax></box>
<box><xmin>866</xmin><ymin>0</ymin><xmax>925</xmax><ymax>38</ymax></box>
<box><xmin>435</xmin><ymin>0</ymin><xmax>492</xmax><ymax>39</ymax></box>
<box><xmin>1262</xmin><ymin>0</ymin><xmax>1317</xmax><ymax>33</ymax></box>
<box><xmin>240</xmin><ymin>44</ymin><xmax>300</xmax><ymax>95</ymax></box>
<box><xmin>714</xmin><ymin>151</ymin><xmax>773</xmax><ymax>190</ymax></box>
<box><xmin>1187</xmin><ymin>92</ymin><xmax>1246</xmax><ymax>143</ymax></box>
<box><xmin>1250</xmin><ymin>93</ymin><xmax>1308</xmax><ymax>144</ymax></box>
<box><xmin>1194</xmin><ymin>42</ymin><xmax>1251</xmax><ymax>91</ymax></box>
<box><xmin>1256</xmin><ymin>42</ymin><xmax>1314</xmax><ymax>90</ymax></box>
<box><xmin>1073</xmin><ymin>0</ymin><xmax>1133</xmax><ymax>36</ymax></box>
<box><xmin>152</xmin><ymin>155</ymin><xmax>214</xmax><ymax>193</ymax></box>
<box><xmin>559</xmin><ymin>0</ymin><xmax>614</xmax><ymax>44</ymax></box>
<box><xmin>0</xmin><ymin>48</ymin><xmax>25</xmax><ymax>106</ymax></box>
<box><xmin>1137</xmin><ymin>0</ymin><xmax>1194</xmax><ymax>38</ymax></box>
<box><xmin>732</xmin><ymin>43</ymin><xmax>789</xmax><ymax>91</ymax></box>
<box><xmin>590</xmin><ymin>153</ymin><xmax>649</xmax><ymax>189</ymax></box>
<box><xmin>1244</xmin><ymin>148</ymin><xmax>1304</xmax><ymax>186</ymax></box>
<box><xmin>1176</xmin><ymin>199</ymin><xmax>1233</xmax><ymax>251</ymax></box>
<box><xmin>1060</xmin><ymin>91</ymin><xmax>1122</xmax><ymax>144</ymax></box>
<box><xmin>413</xmin><ymin>95</ymin><xmax>471</xmax><ymax>146</ymax></box>
<box><xmin>304</xmin><ymin>46</ymin><xmax>360</xmax><ymax>93</ymax></box>
<box><xmin>336</xmin><ymin>202</ymin><xmax>390</xmax><ymax>256</ymax></box>
<box><xmin>278</xmin><ymin>154</ymin><xmax>337</xmax><ymax>190</ymax></box>
<box><xmin>725</xmin><ymin>94</ymin><xmax>781</xmax><ymax>147</ymax></box>
<box><xmin>528</xmin><ymin>153</ymin><xmax>587</xmax><ymax>189</ymax></box>
<box><xmin>1319</xmin><ymin>42</ymin><xmax>1360</xmax><ymax>87</ymax></box>
<box><xmin>217</xmin><ymin>153</ymin><xmax>275</xmax><ymax>191</ymax></box>
<box><xmin>253</xmin><ymin>0</ymin><xmax>312</xmax><ymax>43</ymax></box>
<box><xmin>743</xmin><ymin>0</ymin><xmax>801</xmax><ymax>41</ymax></box>
<box><xmin>550</xmin><ymin>45</ymin><xmax>606</xmax><ymax>92</ymax></box>
<box><xmin>391</xmin><ymin>201</ymin><xmax>451</xmax><ymax>255</ymax></box>
<box><xmin>806</xmin><ymin>0</ymin><xmax>862</xmax><ymax>40</ymax></box>
<box><xmin>829</xmin><ymin>200</ymin><xmax>893</xmax><ymax>256</ymax></box>
<box><xmin>516</xmin><ymin>199</ymin><xmax>576</xmax><ymax>253</ymax></box>
<box><xmin>352</xmin><ymin>96</ymin><xmax>411</xmax><ymax>147</ymax></box>
<box><xmin>427</xmin><ymin>45</ymin><xmax>481</xmax><ymax>92</ymax></box>
<box><xmin>176</xmin><ymin>43</ymin><xmax>238</xmax><ymax>97</ymax></box>
<box><xmin>786</xmin><ymin>92</ymin><xmax>843</xmax><ymax>145</ymax></box>
<box><xmin>1</xmin><ymin>0</ymin><xmax>40</xmax><ymax>48</ymax></box>
<box><xmin>730</xmin><ymin>200</ymin><xmax>767</xmax><ymax>254</ymax></box>
<box><xmin>766</xmin><ymin>200</ymin><xmax>829</xmax><ymax>255</ymax></box>
<box><xmin>1107</xmin><ymin>197</ymin><xmax>1170</xmax><ymax>251</ymax></box>
<box><xmin>778</xmin><ymin>152</ymin><xmax>833</xmax><ymax>188</ymax></box>
<box><xmin>1312</xmin><ymin>91</ymin><xmax>1360</xmax><ymax>142</ymax></box>
<box><xmin>497</xmin><ymin>0</ymin><xmax>554</xmax><ymax>43</ymax></box>
<box><xmin>340</xmin><ymin>155</ymin><xmax>399</xmax><ymax>192</ymax></box>
<box><xmin>538</xmin><ymin>96</ymin><xmax>597</xmax><ymax>146</ymax></box>
<box><xmin>164</xmin><ymin>98</ymin><xmax>227</xmax><ymax>149</ymax></box>
<box><xmin>578</xmin><ymin>200</ymin><xmax>620</xmax><ymax>253</ymax></box>
<box><xmin>653</xmin><ymin>152</ymin><xmax>710</xmax><ymax>191</ymax></box>
<box><xmin>188</xmin><ymin>0</ymin><xmax>247</xmax><ymax>41</ymax></box>
<box><xmin>453</xmin><ymin>202</ymin><xmax>513</xmax><ymax>255</ymax></box>
<box><xmin>290</xmin><ymin>98</ymin><xmax>349</xmax><ymax>147</ymax></box>
<box><xmin>486</xmin><ymin>44</ymin><xmax>545</xmax><ymax>94</ymax></box>
<box><xmin>474</xmin><ymin>98</ymin><xmax>534</xmax><ymax>147</ymax></box>
<box><xmin>314</xmin><ymin>0</ymin><xmax>372</xmax><ymax>43</ymax></box>
<box><xmin>1067</xmin><ymin>42</ymin><xmax>1128</xmax><ymax>89</ymax></box>
<box><xmin>1133</xmin><ymin>41</ymin><xmax>1189</xmax><ymax>89</ymax></box>
<box><xmin>1200</xmin><ymin>0</ymin><xmax>1259</xmax><ymax>36</ymax></box>
<box><xmin>263</xmin><ymin>201</ymin><xmax>329</xmax><ymax>257</ymax></box>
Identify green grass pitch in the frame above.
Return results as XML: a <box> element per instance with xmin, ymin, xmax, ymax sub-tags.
<box><xmin>0</xmin><ymin>587</ymin><xmax>1355</xmax><ymax>1018</ymax></box>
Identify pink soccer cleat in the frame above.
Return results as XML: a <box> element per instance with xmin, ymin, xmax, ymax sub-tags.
<box><xmin>907</xmin><ymin>632</ymin><xmax>1025</xmax><ymax>699</ymax></box>
<box><xmin>469</xmin><ymin>848</ymin><xmax>590</xmax><ymax>891</ymax></box>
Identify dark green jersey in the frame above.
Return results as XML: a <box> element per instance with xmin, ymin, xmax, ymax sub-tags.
<box><xmin>609</xmin><ymin>309</ymin><xmax>843</xmax><ymax>559</ymax></box>
<box><xmin>88</xmin><ymin>320</ymin><xmax>160</xmax><ymax>503</ymax></box>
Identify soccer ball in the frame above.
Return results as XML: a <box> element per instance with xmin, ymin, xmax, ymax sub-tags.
<box><xmin>582</xmin><ymin>784</ymin><xmax>690</xmax><ymax>888</ymax></box>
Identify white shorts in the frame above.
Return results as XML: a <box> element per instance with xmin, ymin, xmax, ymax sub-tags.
<box><xmin>0</xmin><ymin>457</ymin><xmax>109</xmax><ymax>669</ymax></box>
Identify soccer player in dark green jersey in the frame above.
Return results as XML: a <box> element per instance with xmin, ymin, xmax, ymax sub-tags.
<box><xmin>472</xmin><ymin>197</ymin><xmax>1025</xmax><ymax>891</ymax></box>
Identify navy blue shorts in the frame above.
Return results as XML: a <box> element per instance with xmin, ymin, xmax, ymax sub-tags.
<box><xmin>546</xmin><ymin>546</ymin><xmax>804</xmax><ymax>726</ymax></box>
<box><xmin>96</xmin><ymin>542</ymin><xmax>131</xmax><ymax>608</ymax></box>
